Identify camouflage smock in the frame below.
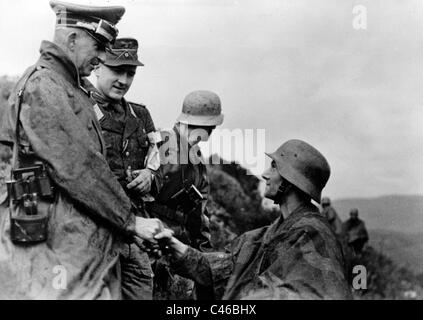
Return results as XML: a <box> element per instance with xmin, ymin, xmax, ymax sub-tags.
<box><xmin>171</xmin><ymin>203</ymin><xmax>352</xmax><ymax>300</ymax></box>
<box><xmin>0</xmin><ymin>41</ymin><xmax>135</xmax><ymax>299</ymax></box>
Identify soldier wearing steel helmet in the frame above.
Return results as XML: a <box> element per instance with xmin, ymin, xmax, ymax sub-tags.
<box><xmin>155</xmin><ymin>139</ymin><xmax>352</xmax><ymax>300</ymax></box>
<box><xmin>147</xmin><ymin>90</ymin><xmax>224</xmax><ymax>299</ymax></box>
<box><xmin>320</xmin><ymin>197</ymin><xmax>343</xmax><ymax>236</ymax></box>
<box><xmin>343</xmin><ymin>208</ymin><xmax>369</xmax><ymax>255</ymax></box>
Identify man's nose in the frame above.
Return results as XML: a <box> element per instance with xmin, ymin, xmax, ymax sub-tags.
<box><xmin>262</xmin><ymin>168</ymin><xmax>271</xmax><ymax>181</ymax></box>
<box><xmin>117</xmin><ymin>73</ymin><xmax>129</xmax><ymax>85</ymax></box>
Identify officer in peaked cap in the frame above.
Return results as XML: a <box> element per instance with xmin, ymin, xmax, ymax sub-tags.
<box><xmin>50</xmin><ymin>0</ymin><xmax>125</xmax><ymax>47</ymax></box>
<box><xmin>49</xmin><ymin>0</ymin><xmax>126</xmax><ymax>77</ymax></box>
<box><xmin>92</xmin><ymin>37</ymin><xmax>160</xmax><ymax>300</ymax></box>
<box><xmin>0</xmin><ymin>1</ymin><xmax>165</xmax><ymax>299</ymax></box>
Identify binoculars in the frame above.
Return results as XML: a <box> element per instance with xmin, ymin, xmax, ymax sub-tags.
<box><xmin>6</xmin><ymin>164</ymin><xmax>54</xmax><ymax>244</ymax></box>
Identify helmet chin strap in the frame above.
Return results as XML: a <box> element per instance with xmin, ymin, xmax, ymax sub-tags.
<box><xmin>274</xmin><ymin>180</ymin><xmax>290</xmax><ymax>205</ymax></box>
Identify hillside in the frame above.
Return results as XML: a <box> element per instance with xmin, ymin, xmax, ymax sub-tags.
<box><xmin>206</xmin><ymin>163</ymin><xmax>423</xmax><ymax>299</ymax></box>
<box><xmin>332</xmin><ymin>195</ymin><xmax>423</xmax><ymax>234</ymax></box>
<box><xmin>369</xmin><ymin>230</ymin><xmax>423</xmax><ymax>274</ymax></box>
<box><xmin>325</xmin><ymin>195</ymin><xmax>423</xmax><ymax>274</ymax></box>
<box><xmin>2</xmin><ymin>75</ymin><xmax>423</xmax><ymax>299</ymax></box>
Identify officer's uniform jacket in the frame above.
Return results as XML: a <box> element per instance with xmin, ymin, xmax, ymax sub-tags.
<box><xmin>91</xmin><ymin>92</ymin><xmax>161</xmax><ymax>207</ymax></box>
<box><xmin>172</xmin><ymin>203</ymin><xmax>352</xmax><ymax>300</ymax></box>
<box><xmin>152</xmin><ymin>126</ymin><xmax>212</xmax><ymax>251</ymax></box>
<box><xmin>90</xmin><ymin>92</ymin><xmax>161</xmax><ymax>300</ymax></box>
<box><xmin>0</xmin><ymin>41</ymin><xmax>135</xmax><ymax>299</ymax></box>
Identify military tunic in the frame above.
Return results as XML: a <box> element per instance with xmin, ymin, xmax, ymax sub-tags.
<box><xmin>91</xmin><ymin>91</ymin><xmax>159</xmax><ymax>300</ymax></box>
<box><xmin>91</xmin><ymin>92</ymin><xmax>159</xmax><ymax>202</ymax></box>
<box><xmin>171</xmin><ymin>203</ymin><xmax>352</xmax><ymax>300</ymax></box>
<box><xmin>0</xmin><ymin>41</ymin><xmax>135</xmax><ymax>299</ymax></box>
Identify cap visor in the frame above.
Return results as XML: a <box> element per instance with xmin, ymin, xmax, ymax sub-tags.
<box><xmin>104</xmin><ymin>60</ymin><xmax>144</xmax><ymax>67</ymax></box>
<box><xmin>177</xmin><ymin>114</ymin><xmax>224</xmax><ymax>126</ymax></box>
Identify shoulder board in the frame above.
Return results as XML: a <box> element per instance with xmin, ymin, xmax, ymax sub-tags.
<box><xmin>127</xmin><ymin>101</ymin><xmax>147</xmax><ymax>119</ymax></box>
<box><xmin>127</xmin><ymin>101</ymin><xmax>146</xmax><ymax>109</ymax></box>
<box><xmin>16</xmin><ymin>65</ymin><xmax>44</xmax><ymax>99</ymax></box>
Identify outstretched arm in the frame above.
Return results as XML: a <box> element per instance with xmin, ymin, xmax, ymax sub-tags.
<box><xmin>155</xmin><ymin>229</ymin><xmax>233</xmax><ymax>299</ymax></box>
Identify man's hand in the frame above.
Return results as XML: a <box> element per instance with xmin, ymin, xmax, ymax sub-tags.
<box><xmin>126</xmin><ymin>168</ymin><xmax>153</xmax><ymax>195</ymax></box>
<box><xmin>132</xmin><ymin>236</ymin><xmax>160</xmax><ymax>255</ymax></box>
<box><xmin>135</xmin><ymin>217</ymin><xmax>164</xmax><ymax>244</ymax></box>
<box><xmin>154</xmin><ymin>228</ymin><xmax>188</xmax><ymax>259</ymax></box>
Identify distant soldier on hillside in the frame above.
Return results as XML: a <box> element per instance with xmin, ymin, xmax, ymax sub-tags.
<box><xmin>343</xmin><ymin>208</ymin><xmax>369</xmax><ymax>255</ymax></box>
<box><xmin>321</xmin><ymin>197</ymin><xmax>343</xmax><ymax>236</ymax></box>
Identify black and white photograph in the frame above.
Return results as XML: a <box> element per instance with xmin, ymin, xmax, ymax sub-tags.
<box><xmin>0</xmin><ymin>0</ymin><xmax>422</xmax><ymax>305</ymax></box>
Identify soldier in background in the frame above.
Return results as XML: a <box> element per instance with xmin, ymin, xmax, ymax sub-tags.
<box><xmin>148</xmin><ymin>90</ymin><xmax>224</xmax><ymax>299</ymax></box>
<box><xmin>156</xmin><ymin>139</ymin><xmax>352</xmax><ymax>300</ymax></box>
<box><xmin>343</xmin><ymin>208</ymin><xmax>369</xmax><ymax>255</ymax></box>
<box><xmin>91</xmin><ymin>37</ymin><xmax>161</xmax><ymax>299</ymax></box>
<box><xmin>321</xmin><ymin>197</ymin><xmax>343</xmax><ymax>236</ymax></box>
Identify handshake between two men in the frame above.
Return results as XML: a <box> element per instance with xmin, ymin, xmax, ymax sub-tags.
<box><xmin>133</xmin><ymin>217</ymin><xmax>187</xmax><ymax>259</ymax></box>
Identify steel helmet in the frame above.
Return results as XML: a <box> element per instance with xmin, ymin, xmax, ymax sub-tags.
<box><xmin>266</xmin><ymin>139</ymin><xmax>330</xmax><ymax>203</ymax></box>
<box><xmin>177</xmin><ymin>90</ymin><xmax>224</xmax><ymax>126</ymax></box>
<box><xmin>350</xmin><ymin>208</ymin><xmax>359</xmax><ymax>215</ymax></box>
<box><xmin>321</xmin><ymin>197</ymin><xmax>331</xmax><ymax>205</ymax></box>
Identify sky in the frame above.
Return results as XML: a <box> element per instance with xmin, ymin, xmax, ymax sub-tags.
<box><xmin>1</xmin><ymin>0</ymin><xmax>423</xmax><ymax>200</ymax></box>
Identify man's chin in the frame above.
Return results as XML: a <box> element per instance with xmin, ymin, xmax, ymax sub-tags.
<box><xmin>109</xmin><ymin>93</ymin><xmax>124</xmax><ymax>101</ymax></box>
<box><xmin>264</xmin><ymin>192</ymin><xmax>272</xmax><ymax>201</ymax></box>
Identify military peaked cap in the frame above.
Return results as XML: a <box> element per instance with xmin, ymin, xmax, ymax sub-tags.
<box><xmin>104</xmin><ymin>37</ymin><xmax>144</xmax><ymax>67</ymax></box>
<box><xmin>50</xmin><ymin>0</ymin><xmax>125</xmax><ymax>45</ymax></box>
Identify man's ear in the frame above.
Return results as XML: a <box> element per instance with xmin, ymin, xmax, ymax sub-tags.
<box><xmin>66</xmin><ymin>32</ymin><xmax>78</xmax><ymax>52</ymax></box>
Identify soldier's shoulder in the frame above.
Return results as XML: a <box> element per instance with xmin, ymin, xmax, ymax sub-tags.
<box><xmin>127</xmin><ymin>101</ymin><xmax>152</xmax><ymax>117</ymax></box>
<box><xmin>127</xmin><ymin>101</ymin><xmax>148</xmax><ymax>111</ymax></box>
<box><xmin>127</xmin><ymin>100</ymin><xmax>146</xmax><ymax>108</ymax></box>
<box><xmin>18</xmin><ymin>65</ymin><xmax>64</xmax><ymax>98</ymax></box>
<box><xmin>290</xmin><ymin>210</ymin><xmax>333</xmax><ymax>235</ymax></box>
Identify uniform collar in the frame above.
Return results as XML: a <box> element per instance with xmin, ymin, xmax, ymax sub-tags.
<box><xmin>270</xmin><ymin>202</ymin><xmax>318</xmax><ymax>232</ymax></box>
<box><xmin>92</xmin><ymin>91</ymin><xmax>139</xmax><ymax>139</ymax></box>
<box><xmin>38</xmin><ymin>40</ymin><xmax>81</xmax><ymax>87</ymax></box>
